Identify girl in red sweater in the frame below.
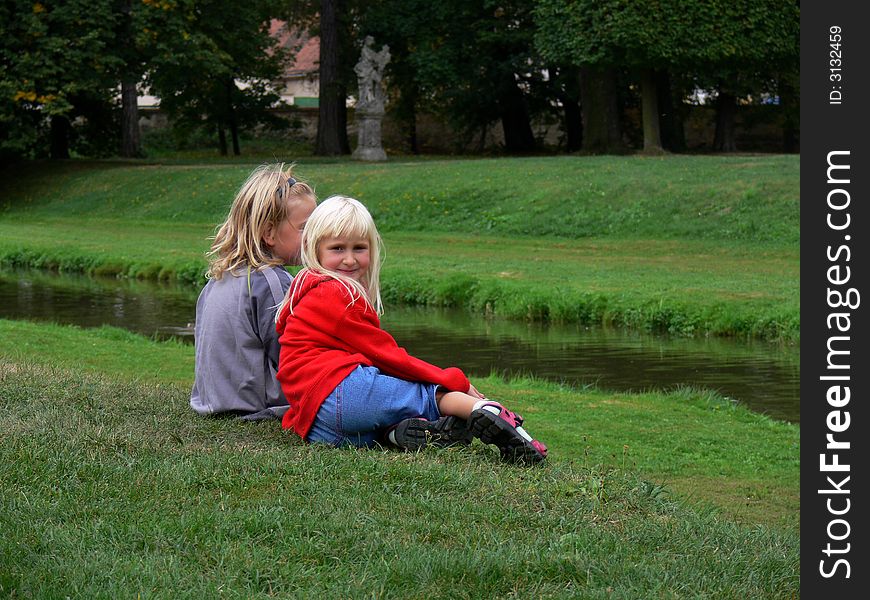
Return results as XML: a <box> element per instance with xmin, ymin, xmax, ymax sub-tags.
<box><xmin>275</xmin><ymin>196</ymin><xmax>547</xmax><ymax>463</ymax></box>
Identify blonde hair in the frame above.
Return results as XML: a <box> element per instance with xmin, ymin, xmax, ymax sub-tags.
<box><xmin>280</xmin><ymin>195</ymin><xmax>384</xmax><ymax>316</ymax></box>
<box><xmin>206</xmin><ymin>163</ymin><xmax>316</xmax><ymax>279</ymax></box>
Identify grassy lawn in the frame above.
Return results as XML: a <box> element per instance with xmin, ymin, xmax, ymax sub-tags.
<box><xmin>0</xmin><ymin>154</ymin><xmax>800</xmax><ymax>596</ymax></box>
<box><xmin>0</xmin><ymin>220</ymin><xmax>798</xmax><ymax>339</ymax></box>
<box><xmin>0</xmin><ymin>318</ymin><xmax>799</xmax><ymax>529</ymax></box>
<box><xmin>0</xmin><ymin>319</ymin><xmax>799</xmax><ymax>597</ymax></box>
<box><xmin>0</xmin><ymin>153</ymin><xmax>799</xmax><ymax>340</ymax></box>
<box><xmin>1</xmin><ymin>155</ymin><xmax>799</xmax><ymax>244</ymax></box>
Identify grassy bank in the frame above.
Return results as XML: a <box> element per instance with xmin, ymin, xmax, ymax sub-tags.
<box><xmin>0</xmin><ymin>155</ymin><xmax>799</xmax><ymax>340</ymax></box>
<box><xmin>0</xmin><ymin>324</ymin><xmax>799</xmax><ymax>597</ymax></box>
<box><xmin>0</xmin><ymin>318</ymin><xmax>799</xmax><ymax>528</ymax></box>
<box><xmin>0</xmin><ymin>225</ymin><xmax>798</xmax><ymax>339</ymax></box>
<box><xmin>1</xmin><ymin>155</ymin><xmax>800</xmax><ymax>596</ymax></box>
<box><xmin>1</xmin><ymin>155</ymin><xmax>798</xmax><ymax>243</ymax></box>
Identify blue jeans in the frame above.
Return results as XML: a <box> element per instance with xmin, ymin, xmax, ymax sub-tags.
<box><xmin>306</xmin><ymin>365</ymin><xmax>441</xmax><ymax>447</ymax></box>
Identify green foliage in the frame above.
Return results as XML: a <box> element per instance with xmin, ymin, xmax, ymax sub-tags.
<box><xmin>0</xmin><ymin>0</ymin><xmax>801</xmax><ymax>160</ymax></box>
<box><xmin>534</xmin><ymin>0</ymin><xmax>800</xmax><ymax>108</ymax></box>
<box><xmin>534</xmin><ymin>0</ymin><xmax>799</xmax><ymax>70</ymax></box>
<box><xmin>0</xmin><ymin>0</ymin><xmax>292</xmax><ymax>161</ymax></box>
<box><xmin>145</xmin><ymin>0</ymin><xmax>290</xmax><ymax>154</ymax></box>
<box><xmin>0</xmin><ymin>0</ymin><xmax>121</xmax><ymax>160</ymax></box>
<box><xmin>0</xmin><ymin>155</ymin><xmax>799</xmax><ymax>339</ymax></box>
<box><xmin>361</xmin><ymin>0</ymin><xmax>551</xmax><ymax>151</ymax></box>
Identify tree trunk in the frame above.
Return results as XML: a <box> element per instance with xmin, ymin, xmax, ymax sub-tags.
<box><xmin>640</xmin><ymin>69</ymin><xmax>663</xmax><ymax>153</ymax></box>
<box><xmin>563</xmin><ymin>100</ymin><xmax>582</xmax><ymax>152</ymax></box>
<box><xmin>226</xmin><ymin>79</ymin><xmax>240</xmax><ymax>156</ymax></box>
<box><xmin>407</xmin><ymin>103</ymin><xmax>419</xmax><ymax>155</ymax></box>
<box><xmin>50</xmin><ymin>116</ymin><xmax>71</xmax><ymax>159</ymax></box>
<box><xmin>579</xmin><ymin>66</ymin><xmax>623</xmax><ymax>154</ymax></box>
<box><xmin>315</xmin><ymin>0</ymin><xmax>349</xmax><ymax>155</ymax></box>
<box><xmin>713</xmin><ymin>91</ymin><xmax>738</xmax><ymax>152</ymax></box>
<box><xmin>779</xmin><ymin>75</ymin><xmax>799</xmax><ymax>153</ymax></box>
<box><xmin>499</xmin><ymin>79</ymin><xmax>535</xmax><ymax>153</ymax></box>
<box><xmin>118</xmin><ymin>0</ymin><xmax>141</xmax><ymax>158</ymax></box>
<box><xmin>120</xmin><ymin>77</ymin><xmax>142</xmax><ymax>158</ymax></box>
<box><xmin>217</xmin><ymin>123</ymin><xmax>228</xmax><ymax>156</ymax></box>
<box><xmin>550</xmin><ymin>66</ymin><xmax>582</xmax><ymax>152</ymax></box>
<box><xmin>656</xmin><ymin>70</ymin><xmax>685</xmax><ymax>153</ymax></box>
<box><xmin>230</xmin><ymin>119</ymin><xmax>240</xmax><ymax>156</ymax></box>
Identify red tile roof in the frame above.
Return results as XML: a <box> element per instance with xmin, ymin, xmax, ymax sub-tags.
<box><xmin>270</xmin><ymin>20</ymin><xmax>320</xmax><ymax>77</ymax></box>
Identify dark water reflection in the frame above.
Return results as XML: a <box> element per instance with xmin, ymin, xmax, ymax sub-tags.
<box><xmin>0</xmin><ymin>268</ymin><xmax>799</xmax><ymax>423</ymax></box>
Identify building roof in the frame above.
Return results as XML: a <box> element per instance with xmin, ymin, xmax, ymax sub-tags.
<box><xmin>270</xmin><ymin>20</ymin><xmax>320</xmax><ymax>77</ymax></box>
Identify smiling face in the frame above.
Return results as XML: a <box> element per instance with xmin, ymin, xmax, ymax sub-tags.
<box><xmin>317</xmin><ymin>235</ymin><xmax>371</xmax><ymax>282</ymax></box>
<box><xmin>264</xmin><ymin>196</ymin><xmax>316</xmax><ymax>265</ymax></box>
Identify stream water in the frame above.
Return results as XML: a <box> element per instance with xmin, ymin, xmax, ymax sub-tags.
<box><xmin>0</xmin><ymin>268</ymin><xmax>800</xmax><ymax>423</ymax></box>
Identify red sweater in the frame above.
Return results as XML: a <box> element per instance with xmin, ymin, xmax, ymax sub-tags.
<box><xmin>276</xmin><ymin>271</ymin><xmax>470</xmax><ymax>439</ymax></box>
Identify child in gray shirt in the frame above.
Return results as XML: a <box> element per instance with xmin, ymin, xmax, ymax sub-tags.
<box><xmin>190</xmin><ymin>163</ymin><xmax>316</xmax><ymax>420</ymax></box>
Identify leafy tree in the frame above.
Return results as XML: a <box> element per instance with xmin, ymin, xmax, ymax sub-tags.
<box><xmin>1</xmin><ymin>0</ymin><xmax>120</xmax><ymax>160</ymax></box>
<box><xmin>146</xmin><ymin>0</ymin><xmax>289</xmax><ymax>156</ymax></box>
<box><xmin>1</xmin><ymin>0</ymin><xmax>296</xmax><ymax>160</ymax></box>
<box><xmin>534</xmin><ymin>0</ymin><xmax>799</xmax><ymax>153</ymax></box>
<box><xmin>693</xmin><ymin>1</ymin><xmax>799</xmax><ymax>151</ymax></box>
<box><xmin>359</xmin><ymin>0</ymin><xmax>548</xmax><ymax>154</ymax></box>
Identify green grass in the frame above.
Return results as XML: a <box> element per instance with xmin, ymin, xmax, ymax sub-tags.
<box><xmin>0</xmin><ymin>318</ymin><xmax>799</xmax><ymax>529</ymax></box>
<box><xmin>0</xmin><ymin>319</ymin><xmax>194</xmax><ymax>385</ymax></box>
<box><xmin>381</xmin><ymin>233</ymin><xmax>798</xmax><ymax>339</ymax></box>
<box><xmin>0</xmin><ymin>222</ymin><xmax>799</xmax><ymax>339</ymax></box>
<box><xmin>1</xmin><ymin>347</ymin><xmax>798</xmax><ymax>597</ymax></box>
<box><xmin>1</xmin><ymin>155</ymin><xmax>798</xmax><ymax>243</ymax></box>
<box><xmin>0</xmin><ymin>155</ymin><xmax>801</xmax><ymax>595</ymax></box>
<box><xmin>0</xmin><ymin>154</ymin><xmax>799</xmax><ymax>340</ymax></box>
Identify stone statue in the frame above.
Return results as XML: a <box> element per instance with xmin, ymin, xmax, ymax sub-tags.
<box><xmin>352</xmin><ymin>36</ymin><xmax>391</xmax><ymax>161</ymax></box>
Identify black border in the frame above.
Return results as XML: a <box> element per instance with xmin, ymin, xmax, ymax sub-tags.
<box><xmin>801</xmin><ymin>2</ymin><xmax>869</xmax><ymax>596</ymax></box>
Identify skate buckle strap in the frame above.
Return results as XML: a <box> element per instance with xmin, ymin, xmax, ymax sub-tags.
<box><xmin>482</xmin><ymin>402</ymin><xmax>524</xmax><ymax>427</ymax></box>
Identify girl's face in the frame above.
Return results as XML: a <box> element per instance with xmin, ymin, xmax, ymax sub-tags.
<box><xmin>264</xmin><ymin>196</ymin><xmax>316</xmax><ymax>265</ymax></box>
<box><xmin>317</xmin><ymin>234</ymin><xmax>371</xmax><ymax>282</ymax></box>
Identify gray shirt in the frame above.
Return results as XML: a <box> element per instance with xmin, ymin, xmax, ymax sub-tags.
<box><xmin>190</xmin><ymin>265</ymin><xmax>291</xmax><ymax>420</ymax></box>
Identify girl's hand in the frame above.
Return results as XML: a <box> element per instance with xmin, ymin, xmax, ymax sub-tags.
<box><xmin>467</xmin><ymin>384</ymin><xmax>486</xmax><ymax>399</ymax></box>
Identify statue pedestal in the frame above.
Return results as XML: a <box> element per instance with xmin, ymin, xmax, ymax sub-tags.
<box><xmin>352</xmin><ymin>37</ymin><xmax>390</xmax><ymax>162</ymax></box>
<box><xmin>352</xmin><ymin>111</ymin><xmax>387</xmax><ymax>162</ymax></box>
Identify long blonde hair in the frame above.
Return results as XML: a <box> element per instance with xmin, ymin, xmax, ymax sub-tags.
<box><xmin>280</xmin><ymin>195</ymin><xmax>384</xmax><ymax>316</ymax></box>
<box><xmin>207</xmin><ymin>163</ymin><xmax>316</xmax><ymax>279</ymax></box>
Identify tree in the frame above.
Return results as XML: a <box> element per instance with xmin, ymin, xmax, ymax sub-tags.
<box><xmin>314</xmin><ymin>0</ymin><xmax>351</xmax><ymax>155</ymax></box>
<box><xmin>146</xmin><ymin>0</ymin><xmax>289</xmax><ymax>156</ymax></box>
<box><xmin>534</xmin><ymin>0</ymin><xmax>800</xmax><ymax>153</ymax></box>
<box><xmin>117</xmin><ymin>0</ymin><xmax>142</xmax><ymax>157</ymax></box>
<box><xmin>114</xmin><ymin>0</ymin><xmax>174</xmax><ymax>158</ymax></box>
<box><xmin>1</xmin><ymin>0</ymin><xmax>178</xmax><ymax>160</ymax></box>
<box><xmin>698</xmin><ymin>1</ymin><xmax>800</xmax><ymax>152</ymax></box>
<box><xmin>360</xmin><ymin>0</ymin><xmax>548</xmax><ymax>154</ymax></box>
<box><xmin>535</xmin><ymin>0</ymin><xmax>696</xmax><ymax>153</ymax></box>
<box><xmin>1</xmin><ymin>0</ymin><xmax>120</xmax><ymax>160</ymax></box>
